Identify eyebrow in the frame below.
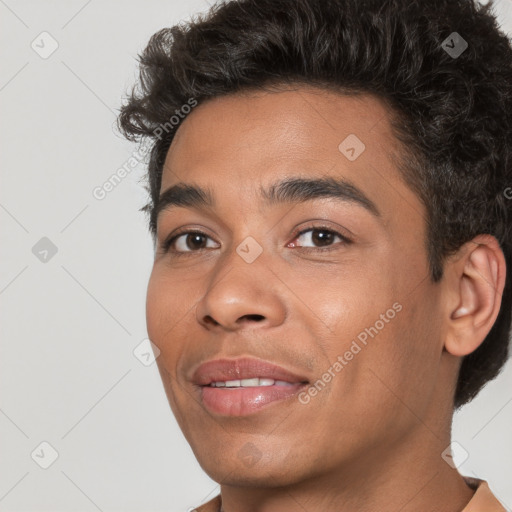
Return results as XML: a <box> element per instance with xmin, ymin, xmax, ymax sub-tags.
<box><xmin>154</xmin><ymin>176</ymin><xmax>381</xmax><ymax>222</ymax></box>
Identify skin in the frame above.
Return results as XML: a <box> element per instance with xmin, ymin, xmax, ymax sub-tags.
<box><xmin>146</xmin><ymin>86</ymin><xmax>506</xmax><ymax>512</ymax></box>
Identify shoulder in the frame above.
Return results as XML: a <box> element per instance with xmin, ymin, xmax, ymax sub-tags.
<box><xmin>192</xmin><ymin>494</ymin><xmax>221</xmax><ymax>512</ymax></box>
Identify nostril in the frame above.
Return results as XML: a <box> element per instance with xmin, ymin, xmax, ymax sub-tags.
<box><xmin>203</xmin><ymin>316</ymin><xmax>220</xmax><ymax>327</ymax></box>
<box><xmin>240</xmin><ymin>314</ymin><xmax>265</xmax><ymax>322</ymax></box>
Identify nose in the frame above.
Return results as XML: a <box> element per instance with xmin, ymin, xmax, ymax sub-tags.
<box><xmin>195</xmin><ymin>246</ymin><xmax>287</xmax><ymax>331</ymax></box>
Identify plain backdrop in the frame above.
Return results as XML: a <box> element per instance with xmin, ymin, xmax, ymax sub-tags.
<box><xmin>0</xmin><ymin>1</ymin><xmax>511</xmax><ymax>511</ymax></box>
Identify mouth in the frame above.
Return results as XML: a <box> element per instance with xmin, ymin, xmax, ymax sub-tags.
<box><xmin>192</xmin><ymin>357</ymin><xmax>310</xmax><ymax>416</ymax></box>
<box><xmin>207</xmin><ymin>378</ymin><xmax>300</xmax><ymax>388</ymax></box>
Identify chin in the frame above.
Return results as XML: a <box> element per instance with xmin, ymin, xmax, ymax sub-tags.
<box><xmin>205</xmin><ymin>464</ymin><xmax>303</xmax><ymax>488</ymax></box>
<box><xmin>195</xmin><ymin>447</ymin><xmax>311</xmax><ymax>489</ymax></box>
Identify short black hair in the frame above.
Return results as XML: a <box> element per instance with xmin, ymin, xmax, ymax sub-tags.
<box><xmin>118</xmin><ymin>0</ymin><xmax>512</xmax><ymax>409</ymax></box>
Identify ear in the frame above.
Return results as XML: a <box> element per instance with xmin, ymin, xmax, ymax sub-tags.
<box><xmin>444</xmin><ymin>234</ymin><xmax>506</xmax><ymax>357</ymax></box>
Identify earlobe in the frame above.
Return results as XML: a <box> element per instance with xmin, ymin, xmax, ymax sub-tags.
<box><xmin>445</xmin><ymin>235</ymin><xmax>506</xmax><ymax>357</ymax></box>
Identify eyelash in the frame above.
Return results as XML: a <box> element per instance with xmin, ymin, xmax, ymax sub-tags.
<box><xmin>161</xmin><ymin>224</ymin><xmax>352</xmax><ymax>257</ymax></box>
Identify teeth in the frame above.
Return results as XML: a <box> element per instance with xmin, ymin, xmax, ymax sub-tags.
<box><xmin>210</xmin><ymin>378</ymin><xmax>292</xmax><ymax>388</ymax></box>
<box><xmin>239</xmin><ymin>378</ymin><xmax>259</xmax><ymax>386</ymax></box>
<box><xmin>275</xmin><ymin>380</ymin><xmax>294</xmax><ymax>386</ymax></box>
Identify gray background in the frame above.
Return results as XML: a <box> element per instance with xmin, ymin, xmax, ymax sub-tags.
<box><xmin>0</xmin><ymin>1</ymin><xmax>511</xmax><ymax>511</ymax></box>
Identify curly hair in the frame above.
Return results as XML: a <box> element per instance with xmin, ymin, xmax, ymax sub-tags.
<box><xmin>117</xmin><ymin>0</ymin><xmax>512</xmax><ymax>409</ymax></box>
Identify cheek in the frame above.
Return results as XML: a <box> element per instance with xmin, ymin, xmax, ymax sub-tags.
<box><xmin>145</xmin><ymin>266</ymin><xmax>191</xmax><ymax>367</ymax></box>
<box><xmin>147</xmin><ymin>269</ymin><xmax>192</xmax><ymax>419</ymax></box>
<box><xmin>146</xmin><ymin>265</ymin><xmax>197</xmax><ymax>337</ymax></box>
<box><xmin>317</xmin><ymin>281</ymin><xmax>441</xmax><ymax>414</ymax></box>
<box><xmin>282</xmin><ymin>260</ymin><xmax>388</xmax><ymax>333</ymax></box>
<box><xmin>145</xmin><ymin>268</ymin><xmax>167</xmax><ymax>342</ymax></box>
<box><xmin>355</xmin><ymin>294</ymin><xmax>444</xmax><ymax>412</ymax></box>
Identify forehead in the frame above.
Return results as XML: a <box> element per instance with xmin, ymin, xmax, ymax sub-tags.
<box><xmin>160</xmin><ymin>87</ymin><xmax>422</xmax><ymax>221</ymax></box>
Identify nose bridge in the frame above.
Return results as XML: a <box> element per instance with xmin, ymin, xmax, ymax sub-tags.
<box><xmin>210</xmin><ymin>232</ymin><xmax>268</xmax><ymax>300</ymax></box>
<box><xmin>218</xmin><ymin>205</ymin><xmax>269</xmax><ymax>270</ymax></box>
<box><xmin>195</xmin><ymin>231</ymin><xmax>283</xmax><ymax>329</ymax></box>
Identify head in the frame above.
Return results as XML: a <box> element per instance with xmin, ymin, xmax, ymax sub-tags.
<box><xmin>118</xmin><ymin>0</ymin><xmax>511</xmax><ymax>488</ymax></box>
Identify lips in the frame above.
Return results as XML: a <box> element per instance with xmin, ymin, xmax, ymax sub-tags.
<box><xmin>192</xmin><ymin>357</ymin><xmax>309</xmax><ymax>386</ymax></box>
<box><xmin>191</xmin><ymin>357</ymin><xmax>309</xmax><ymax>416</ymax></box>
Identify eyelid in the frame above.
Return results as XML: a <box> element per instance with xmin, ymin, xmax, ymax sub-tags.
<box><xmin>160</xmin><ymin>222</ymin><xmax>353</xmax><ymax>256</ymax></box>
<box><xmin>161</xmin><ymin>227</ymin><xmax>219</xmax><ymax>254</ymax></box>
<box><xmin>284</xmin><ymin>222</ymin><xmax>353</xmax><ymax>258</ymax></box>
<box><xmin>289</xmin><ymin>224</ymin><xmax>353</xmax><ymax>249</ymax></box>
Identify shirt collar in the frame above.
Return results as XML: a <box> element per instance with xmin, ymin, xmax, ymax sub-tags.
<box><xmin>461</xmin><ymin>477</ymin><xmax>507</xmax><ymax>511</ymax></box>
<box><xmin>194</xmin><ymin>478</ymin><xmax>507</xmax><ymax>511</ymax></box>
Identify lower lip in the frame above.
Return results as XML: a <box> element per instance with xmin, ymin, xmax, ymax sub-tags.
<box><xmin>200</xmin><ymin>384</ymin><xmax>307</xmax><ymax>416</ymax></box>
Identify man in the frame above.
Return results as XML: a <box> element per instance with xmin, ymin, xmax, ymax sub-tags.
<box><xmin>118</xmin><ymin>0</ymin><xmax>512</xmax><ymax>510</ymax></box>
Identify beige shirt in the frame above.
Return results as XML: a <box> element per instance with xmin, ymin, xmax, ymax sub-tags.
<box><xmin>461</xmin><ymin>478</ymin><xmax>507</xmax><ymax>511</ymax></box>
<box><xmin>193</xmin><ymin>478</ymin><xmax>506</xmax><ymax>512</ymax></box>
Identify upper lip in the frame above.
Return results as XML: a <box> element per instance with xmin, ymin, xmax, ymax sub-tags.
<box><xmin>192</xmin><ymin>357</ymin><xmax>310</xmax><ymax>386</ymax></box>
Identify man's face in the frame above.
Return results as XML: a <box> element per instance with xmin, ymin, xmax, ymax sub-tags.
<box><xmin>147</xmin><ymin>87</ymin><xmax>449</xmax><ymax>486</ymax></box>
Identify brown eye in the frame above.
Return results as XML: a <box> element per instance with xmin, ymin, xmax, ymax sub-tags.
<box><xmin>182</xmin><ymin>233</ymin><xmax>209</xmax><ymax>250</ymax></box>
<box><xmin>290</xmin><ymin>227</ymin><xmax>351</xmax><ymax>249</ymax></box>
<box><xmin>163</xmin><ymin>230</ymin><xmax>218</xmax><ymax>254</ymax></box>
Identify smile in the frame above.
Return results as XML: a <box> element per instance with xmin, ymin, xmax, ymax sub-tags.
<box><xmin>191</xmin><ymin>357</ymin><xmax>310</xmax><ymax>416</ymax></box>
<box><xmin>209</xmin><ymin>378</ymin><xmax>296</xmax><ymax>387</ymax></box>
